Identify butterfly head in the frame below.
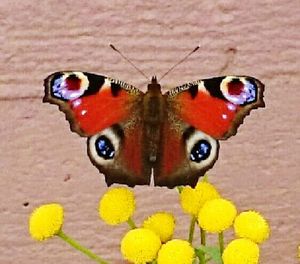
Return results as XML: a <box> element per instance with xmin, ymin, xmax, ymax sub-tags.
<box><xmin>147</xmin><ymin>76</ymin><xmax>161</xmax><ymax>93</ymax></box>
<box><xmin>151</xmin><ymin>76</ymin><xmax>158</xmax><ymax>84</ymax></box>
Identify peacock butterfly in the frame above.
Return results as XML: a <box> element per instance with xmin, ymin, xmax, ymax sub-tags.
<box><xmin>43</xmin><ymin>71</ymin><xmax>264</xmax><ymax>188</ymax></box>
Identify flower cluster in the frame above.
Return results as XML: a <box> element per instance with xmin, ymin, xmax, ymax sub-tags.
<box><xmin>179</xmin><ymin>178</ymin><xmax>270</xmax><ymax>264</ymax></box>
<box><xmin>29</xmin><ymin>177</ymin><xmax>271</xmax><ymax>264</ymax></box>
<box><xmin>98</xmin><ymin>187</ymin><xmax>192</xmax><ymax>263</ymax></box>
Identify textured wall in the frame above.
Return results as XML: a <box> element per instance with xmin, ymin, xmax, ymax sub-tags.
<box><xmin>1</xmin><ymin>0</ymin><xmax>299</xmax><ymax>263</ymax></box>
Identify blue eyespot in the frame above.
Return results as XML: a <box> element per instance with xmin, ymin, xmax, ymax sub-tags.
<box><xmin>95</xmin><ymin>136</ymin><xmax>115</xmax><ymax>160</ymax></box>
<box><xmin>190</xmin><ymin>140</ymin><xmax>211</xmax><ymax>162</ymax></box>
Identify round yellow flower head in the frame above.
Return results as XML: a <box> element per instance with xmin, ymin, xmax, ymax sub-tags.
<box><xmin>143</xmin><ymin>212</ymin><xmax>175</xmax><ymax>243</ymax></box>
<box><xmin>121</xmin><ymin>228</ymin><xmax>161</xmax><ymax>264</ymax></box>
<box><xmin>222</xmin><ymin>238</ymin><xmax>260</xmax><ymax>264</ymax></box>
<box><xmin>180</xmin><ymin>181</ymin><xmax>220</xmax><ymax>217</ymax></box>
<box><xmin>195</xmin><ymin>181</ymin><xmax>220</xmax><ymax>207</ymax></box>
<box><xmin>234</xmin><ymin>210</ymin><xmax>270</xmax><ymax>244</ymax></box>
<box><xmin>29</xmin><ymin>203</ymin><xmax>63</xmax><ymax>241</ymax></box>
<box><xmin>180</xmin><ymin>186</ymin><xmax>199</xmax><ymax>216</ymax></box>
<box><xmin>157</xmin><ymin>239</ymin><xmax>195</xmax><ymax>264</ymax></box>
<box><xmin>198</xmin><ymin>198</ymin><xmax>237</xmax><ymax>233</ymax></box>
<box><xmin>99</xmin><ymin>187</ymin><xmax>135</xmax><ymax>225</ymax></box>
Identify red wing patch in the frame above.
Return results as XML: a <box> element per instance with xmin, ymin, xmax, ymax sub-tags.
<box><xmin>122</xmin><ymin>126</ymin><xmax>143</xmax><ymax>177</ymax></box>
<box><xmin>167</xmin><ymin>76</ymin><xmax>264</xmax><ymax>140</ymax></box>
<box><xmin>69</xmin><ymin>89</ymin><xmax>133</xmax><ymax>136</ymax></box>
<box><xmin>159</xmin><ymin>122</ymin><xmax>183</xmax><ymax>177</ymax></box>
<box><xmin>154</xmin><ymin>120</ymin><xmax>191</xmax><ymax>187</ymax></box>
<box><xmin>176</xmin><ymin>91</ymin><xmax>240</xmax><ymax>138</ymax></box>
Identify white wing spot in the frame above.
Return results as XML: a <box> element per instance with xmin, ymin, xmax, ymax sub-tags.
<box><xmin>81</xmin><ymin>110</ymin><xmax>87</xmax><ymax>116</ymax></box>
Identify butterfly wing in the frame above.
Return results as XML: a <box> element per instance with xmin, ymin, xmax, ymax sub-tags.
<box><xmin>44</xmin><ymin>71</ymin><xmax>142</xmax><ymax>136</ymax></box>
<box><xmin>154</xmin><ymin>116</ymin><xmax>219</xmax><ymax>187</ymax></box>
<box><xmin>154</xmin><ymin>76</ymin><xmax>264</xmax><ymax>187</ymax></box>
<box><xmin>166</xmin><ymin>76</ymin><xmax>264</xmax><ymax>139</ymax></box>
<box><xmin>44</xmin><ymin>71</ymin><xmax>151</xmax><ymax>186</ymax></box>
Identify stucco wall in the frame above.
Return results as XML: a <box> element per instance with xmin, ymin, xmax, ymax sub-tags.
<box><xmin>0</xmin><ymin>0</ymin><xmax>299</xmax><ymax>263</ymax></box>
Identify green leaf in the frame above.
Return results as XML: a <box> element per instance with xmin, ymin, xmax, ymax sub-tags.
<box><xmin>195</xmin><ymin>246</ymin><xmax>222</xmax><ymax>264</ymax></box>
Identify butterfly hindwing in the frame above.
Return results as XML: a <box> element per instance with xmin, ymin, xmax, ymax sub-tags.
<box><xmin>154</xmin><ymin>110</ymin><xmax>219</xmax><ymax>187</ymax></box>
<box><xmin>154</xmin><ymin>117</ymin><xmax>219</xmax><ymax>188</ymax></box>
<box><xmin>87</xmin><ymin>117</ymin><xmax>152</xmax><ymax>187</ymax></box>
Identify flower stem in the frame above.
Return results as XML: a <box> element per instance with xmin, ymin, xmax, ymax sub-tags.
<box><xmin>188</xmin><ymin>216</ymin><xmax>196</xmax><ymax>244</ymax></box>
<box><xmin>218</xmin><ymin>232</ymin><xmax>224</xmax><ymax>255</ymax></box>
<box><xmin>57</xmin><ymin>230</ymin><xmax>109</xmax><ymax>264</ymax></box>
<box><xmin>127</xmin><ymin>217</ymin><xmax>137</xmax><ymax>229</ymax></box>
<box><xmin>199</xmin><ymin>227</ymin><xmax>206</xmax><ymax>264</ymax></box>
<box><xmin>200</xmin><ymin>227</ymin><xmax>206</xmax><ymax>246</ymax></box>
<box><xmin>197</xmin><ymin>250</ymin><xmax>205</xmax><ymax>264</ymax></box>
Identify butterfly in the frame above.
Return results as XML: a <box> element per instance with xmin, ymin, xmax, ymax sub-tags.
<box><xmin>44</xmin><ymin>71</ymin><xmax>264</xmax><ymax>188</ymax></box>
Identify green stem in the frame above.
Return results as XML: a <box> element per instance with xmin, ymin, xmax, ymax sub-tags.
<box><xmin>188</xmin><ymin>216</ymin><xmax>196</xmax><ymax>244</ymax></box>
<box><xmin>198</xmin><ymin>251</ymin><xmax>205</xmax><ymax>264</ymax></box>
<box><xmin>199</xmin><ymin>227</ymin><xmax>206</xmax><ymax>264</ymax></box>
<box><xmin>127</xmin><ymin>217</ymin><xmax>137</xmax><ymax>229</ymax></box>
<box><xmin>57</xmin><ymin>230</ymin><xmax>109</xmax><ymax>264</ymax></box>
<box><xmin>200</xmin><ymin>227</ymin><xmax>206</xmax><ymax>246</ymax></box>
<box><xmin>218</xmin><ymin>232</ymin><xmax>224</xmax><ymax>255</ymax></box>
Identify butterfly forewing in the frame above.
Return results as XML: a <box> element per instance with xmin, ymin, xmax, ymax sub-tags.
<box><xmin>165</xmin><ymin>76</ymin><xmax>264</xmax><ymax>139</ymax></box>
<box><xmin>44</xmin><ymin>71</ymin><xmax>142</xmax><ymax>136</ymax></box>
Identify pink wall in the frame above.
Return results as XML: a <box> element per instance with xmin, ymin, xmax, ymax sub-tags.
<box><xmin>1</xmin><ymin>0</ymin><xmax>299</xmax><ymax>263</ymax></box>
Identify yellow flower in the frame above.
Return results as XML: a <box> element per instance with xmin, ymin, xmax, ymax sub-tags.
<box><xmin>99</xmin><ymin>187</ymin><xmax>135</xmax><ymax>225</ymax></box>
<box><xmin>29</xmin><ymin>203</ymin><xmax>63</xmax><ymax>241</ymax></box>
<box><xmin>195</xmin><ymin>180</ymin><xmax>221</xmax><ymax>205</ymax></box>
<box><xmin>222</xmin><ymin>238</ymin><xmax>260</xmax><ymax>264</ymax></box>
<box><xmin>143</xmin><ymin>212</ymin><xmax>175</xmax><ymax>243</ymax></box>
<box><xmin>180</xmin><ymin>187</ymin><xmax>199</xmax><ymax>216</ymax></box>
<box><xmin>198</xmin><ymin>198</ymin><xmax>237</xmax><ymax>233</ymax></box>
<box><xmin>234</xmin><ymin>211</ymin><xmax>270</xmax><ymax>243</ymax></box>
<box><xmin>157</xmin><ymin>239</ymin><xmax>195</xmax><ymax>264</ymax></box>
<box><xmin>180</xmin><ymin>180</ymin><xmax>220</xmax><ymax>217</ymax></box>
<box><xmin>121</xmin><ymin>228</ymin><xmax>161</xmax><ymax>264</ymax></box>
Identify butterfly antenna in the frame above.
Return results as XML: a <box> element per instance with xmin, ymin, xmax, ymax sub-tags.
<box><xmin>158</xmin><ymin>46</ymin><xmax>200</xmax><ymax>82</ymax></box>
<box><xmin>110</xmin><ymin>44</ymin><xmax>150</xmax><ymax>81</ymax></box>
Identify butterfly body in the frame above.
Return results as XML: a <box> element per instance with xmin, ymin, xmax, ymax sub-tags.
<box><xmin>143</xmin><ymin>77</ymin><xmax>166</xmax><ymax>162</ymax></box>
<box><xmin>44</xmin><ymin>71</ymin><xmax>264</xmax><ymax>188</ymax></box>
